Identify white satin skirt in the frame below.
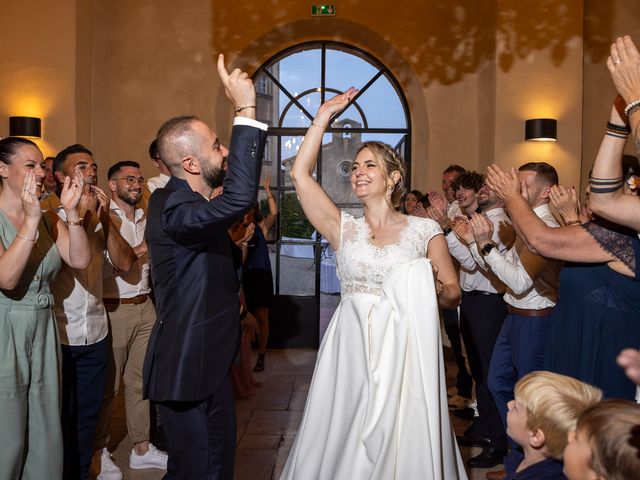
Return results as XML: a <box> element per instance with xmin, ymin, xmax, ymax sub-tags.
<box><xmin>280</xmin><ymin>258</ymin><xmax>467</xmax><ymax>479</ymax></box>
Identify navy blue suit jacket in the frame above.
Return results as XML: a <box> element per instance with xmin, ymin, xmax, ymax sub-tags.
<box><xmin>143</xmin><ymin>124</ymin><xmax>266</xmax><ymax>402</ymax></box>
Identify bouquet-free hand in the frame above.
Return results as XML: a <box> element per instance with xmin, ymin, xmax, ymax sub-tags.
<box><xmin>607</xmin><ymin>36</ymin><xmax>640</xmax><ymax>105</ymax></box>
<box><xmin>427</xmin><ymin>191</ymin><xmax>447</xmax><ymax>214</ymax></box>
<box><xmin>617</xmin><ymin>348</ymin><xmax>640</xmax><ymax>385</ymax></box>
<box><xmin>426</xmin><ymin>205</ymin><xmax>448</xmax><ymax>229</ymax></box>
<box><xmin>469</xmin><ymin>213</ymin><xmax>494</xmax><ymax>246</ymax></box>
<box><xmin>22</xmin><ymin>170</ymin><xmax>43</xmax><ymax>221</ymax></box>
<box><xmin>60</xmin><ymin>165</ymin><xmax>86</xmax><ymax>216</ymax></box>
<box><xmin>486</xmin><ymin>165</ymin><xmax>521</xmax><ymax>201</ymax></box>
<box><xmin>451</xmin><ymin>216</ymin><xmax>474</xmax><ymax>245</ymax></box>
<box><xmin>217</xmin><ymin>54</ymin><xmax>256</xmax><ymax>115</ymax></box>
<box><xmin>549</xmin><ymin>184</ymin><xmax>580</xmax><ymax>223</ymax></box>
<box><xmin>314</xmin><ymin>88</ymin><xmax>359</xmax><ymax>127</ymax></box>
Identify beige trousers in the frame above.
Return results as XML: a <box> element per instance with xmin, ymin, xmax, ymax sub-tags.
<box><xmin>95</xmin><ymin>297</ymin><xmax>156</xmax><ymax>446</ymax></box>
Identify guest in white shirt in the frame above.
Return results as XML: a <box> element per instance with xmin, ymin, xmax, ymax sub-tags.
<box><xmin>146</xmin><ymin>139</ymin><xmax>170</xmax><ymax>193</ymax></box>
<box><xmin>456</xmin><ymin>164</ymin><xmax>562</xmax><ymax>446</ymax></box>
<box><xmin>50</xmin><ymin>144</ymin><xmax>136</xmax><ymax>480</ymax></box>
<box><xmin>94</xmin><ymin>161</ymin><xmax>168</xmax><ymax>478</ymax></box>
<box><xmin>431</xmin><ymin>172</ymin><xmax>515</xmax><ymax>469</ymax></box>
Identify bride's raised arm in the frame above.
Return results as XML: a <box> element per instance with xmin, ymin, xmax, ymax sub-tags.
<box><xmin>290</xmin><ymin>88</ymin><xmax>358</xmax><ymax>250</ymax></box>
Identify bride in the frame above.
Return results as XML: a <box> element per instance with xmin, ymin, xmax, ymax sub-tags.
<box><xmin>280</xmin><ymin>88</ymin><xmax>467</xmax><ymax>479</ymax></box>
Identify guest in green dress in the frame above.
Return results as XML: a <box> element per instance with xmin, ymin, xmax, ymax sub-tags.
<box><xmin>0</xmin><ymin>137</ymin><xmax>91</xmax><ymax>480</ymax></box>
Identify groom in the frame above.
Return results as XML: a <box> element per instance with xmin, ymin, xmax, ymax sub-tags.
<box><xmin>142</xmin><ymin>55</ymin><xmax>267</xmax><ymax>479</ymax></box>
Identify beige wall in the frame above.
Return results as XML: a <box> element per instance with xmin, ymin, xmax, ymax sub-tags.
<box><xmin>3</xmin><ymin>0</ymin><xmax>639</xmax><ymax>195</ymax></box>
<box><xmin>0</xmin><ymin>0</ymin><xmax>77</xmax><ymax>157</ymax></box>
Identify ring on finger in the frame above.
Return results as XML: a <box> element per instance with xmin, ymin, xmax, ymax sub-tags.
<box><xmin>615</xmin><ymin>58</ymin><xmax>622</xmax><ymax>65</ymax></box>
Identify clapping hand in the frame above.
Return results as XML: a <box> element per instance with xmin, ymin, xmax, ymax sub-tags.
<box><xmin>469</xmin><ymin>213</ymin><xmax>494</xmax><ymax>246</ymax></box>
<box><xmin>549</xmin><ymin>184</ymin><xmax>580</xmax><ymax>224</ymax></box>
<box><xmin>486</xmin><ymin>165</ymin><xmax>522</xmax><ymax>201</ymax></box>
<box><xmin>60</xmin><ymin>165</ymin><xmax>86</xmax><ymax>216</ymax></box>
<box><xmin>451</xmin><ymin>216</ymin><xmax>474</xmax><ymax>245</ymax></box>
<box><xmin>426</xmin><ymin>206</ymin><xmax>449</xmax><ymax>229</ymax></box>
<box><xmin>240</xmin><ymin>223</ymin><xmax>255</xmax><ymax>246</ymax></box>
<box><xmin>314</xmin><ymin>87</ymin><xmax>359</xmax><ymax>128</ymax></box>
<box><xmin>91</xmin><ymin>185</ymin><xmax>111</xmax><ymax>222</ymax></box>
<box><xmin>217</xmin><ymin>54</ymin><xmax>256</xmax><ymax>118</ymax></box>
<box><xmin>617</xmin><ymin>348</ymin><xmax>640</xmax><ymax>385</ymax></box>
<box><xmin>412</xmin><ymin>202</ymin><xmax>427</xmax><ymax>218</ymax></box>
<box><xmin>427</xmin><ymin>191</ymin><xmax>447</xmax><ymax>214</ymax></box>
<box><xmin>22</xmin><ymin>170</ymin><xmax>43</xmax><ymax>221</ymax></box>
<box><xmin>607</xmin><ymin>36</ymin><xmax>640</xmax><ymax>105</ymax></box>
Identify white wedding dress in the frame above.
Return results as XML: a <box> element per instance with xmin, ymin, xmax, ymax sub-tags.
<box><xmin>280</xmin><ymin>212</ymin><xmax>467</xmax><ymax>480</ymax></box>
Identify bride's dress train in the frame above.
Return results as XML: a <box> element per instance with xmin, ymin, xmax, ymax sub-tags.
<box><xmin>280</xmin><ymin>212</ymin><xmax>467</xmax><ymax>479</ymax></box>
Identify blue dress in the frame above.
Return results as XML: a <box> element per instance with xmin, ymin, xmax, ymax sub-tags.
<box><xmin>544</xmin><ymin>221</ymin><xmax>640</xmax><ymax>399</ymax></box>
<box><xmin>242</xmin><ymin>227</ymin><xmax>273</xmax><ymax>310</ymax></box>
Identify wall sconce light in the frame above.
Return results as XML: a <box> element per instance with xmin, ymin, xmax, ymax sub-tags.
<box><xmin>525</xmin><ymin>118</ymin><xmax>557</xmax><ymax>142</ymax></box>
<box><xmin>9</xmin><ymin>116</ymin><xmax>42</xmax><ymax>138</ymax></box>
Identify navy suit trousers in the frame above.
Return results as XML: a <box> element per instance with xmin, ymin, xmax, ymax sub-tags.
<box><xmin>61</xmin><ymin>338</ymin><xmax>109</xmax><ymax>480</ymax></box>
<box><xmin>157</xmin><ymin>374</ymin><xmax>236</xmax><ymax>480</ymax></box>
<box><xmin>488</xmin><ymin>312</ymin><xmax>551</xmax><ymax>430</ymax></box>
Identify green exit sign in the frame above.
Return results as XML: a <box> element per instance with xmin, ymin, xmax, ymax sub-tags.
<box><xmin>312</xmin><ymin>5</ymin><xmax>335</xmax><ymax>16</ymax></box>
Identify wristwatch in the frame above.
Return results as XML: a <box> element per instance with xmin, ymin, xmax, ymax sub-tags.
<box><xmin>480</xmin><ymin>243</ymin><xmax>495</xmax><ymax>256</ymax></box>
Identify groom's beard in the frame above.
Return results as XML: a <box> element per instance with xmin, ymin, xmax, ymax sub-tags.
<box><xmin>202</xmin><ymin>161</ymin><xmax>226</xmax><ymax>189</ymax></box>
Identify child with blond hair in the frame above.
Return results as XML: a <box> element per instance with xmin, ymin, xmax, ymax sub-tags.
<box><xmin>504</xmin><ymin>371</ymin><xmax>602</xmax><ymax>479</ymax></box>
<box><xmin>564</xmin><ymin>399</ymin><xmax>640</xmax><ymax>480</ymax></box>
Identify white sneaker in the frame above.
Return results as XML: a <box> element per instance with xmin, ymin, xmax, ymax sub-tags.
<box><xmin>129</xmin><ymin>443</ymin><xmax>168</xmax><ymax>470</ymax></box>
<box><xmin>97</xmin><ymin>448</ymin><xmax>123</xmax><ymax>480</ymax></box>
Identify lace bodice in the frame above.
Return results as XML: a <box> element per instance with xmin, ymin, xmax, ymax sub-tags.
<box><xmin>336</xmin><ymin>212</ymin><xmax>443</xmax><ymax>297</ymax></box>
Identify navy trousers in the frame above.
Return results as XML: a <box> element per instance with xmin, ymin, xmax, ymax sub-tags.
<box><xmin>157</xmin><ymin>375</ymin><xmax>236</xmax><ymax>480</ymax></box>
<box><xmin>61</xmin><ymin>338</ymin><xmax>109</xmax><ymax>480</ymax></box>
<box><xmin>488</xmin><ymin>312</ymin><xmax>551</xmax><ymax>432</ymax></box>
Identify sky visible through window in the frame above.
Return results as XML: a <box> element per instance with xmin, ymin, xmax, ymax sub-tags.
<box><xmin>268</xmin><ymin>46</ymin><xmax>408</xmax><ymax>162</ymax></box>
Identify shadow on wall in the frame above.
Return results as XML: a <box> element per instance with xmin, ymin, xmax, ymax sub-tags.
<box><xmin>213</xmin><ymin>0</ymin><xmax>618</xmax><ymax>87</ymax></box>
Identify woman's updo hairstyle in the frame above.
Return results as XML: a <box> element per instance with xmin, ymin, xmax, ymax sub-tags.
<box><xmin>0</xmin><ymin>137</ymin><xmax>38</xmax><ymax>165</ymax></box>
<box><xmin>356</xmin><ymin>141</ymin><xmax>407</xmax><ymax>211</ymax></box>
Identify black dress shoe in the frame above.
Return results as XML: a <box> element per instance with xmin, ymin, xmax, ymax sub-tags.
<box><xmin>456</xmin><ymin>434</ymin><xmax>491</xmax><ymax>448</ymax></box>
<box><xmin>463</xmin><ymin>418</ymin><xmax>479</xmax><ymax>436</ymax></box>
<box><xmin>467</xmin><ymin>445</ymin><xmax>507</xmax><ymax>469</ymax></box>
<box><xmin>453</xmin><ymin>407</ymin><xmax>476</xmax><ymax>421</ymax></box>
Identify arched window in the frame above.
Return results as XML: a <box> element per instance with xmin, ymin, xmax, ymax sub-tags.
<box><xmin>251</xmin><ymin>42</ymin><xmax>411</xmax><ymax>346</ymax></box>
<box><xmin>255</xmin><ymin>41</ymin><xmax>411</xmax><ymax>211</ymax></box>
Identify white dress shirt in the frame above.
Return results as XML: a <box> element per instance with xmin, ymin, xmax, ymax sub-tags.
<box><xmin>447</xmin><ymin>207</ymin><xmax>513</xmax><ymax>294</ymax></box>
<box><xmin>471</xmin><ymin>204</ymin><xmax>561</xmax><ymax>310</ymax></box>
<box><xmin>103</xmin><ymin>201</ymin><xmax>150</xmax><ymax>299</ymax></box>
<box><xmin>147</xmin><ymin>173</ymin><xmax>170</xmax><ymax>193</ymax></box>
<box><xmin>447</xmin><ymin>200</ymin><xmax>462</xmax><ymax>220</ymax></box>
<box><xmin>52</xmin><ymin>209</ymin><xmax>109</xmax><ymax>346</ymax></box>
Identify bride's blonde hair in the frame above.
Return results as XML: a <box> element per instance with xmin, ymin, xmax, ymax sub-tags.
<box><xmin>356</xmin><ymin>141</ymin><xmax>407</xmax><ymax>211</ymax></box>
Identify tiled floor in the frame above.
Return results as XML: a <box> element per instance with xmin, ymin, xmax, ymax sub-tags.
<box><xmin>103</xmin><ymin>349</ymin><xmax>499</xmax><ymax>480</ymax></box>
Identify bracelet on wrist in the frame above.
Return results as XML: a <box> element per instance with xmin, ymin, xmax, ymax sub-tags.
<box><xmin>564</xmin><ymin>219</ymin><xmax>581</xmax><ymax>226</ymax></box>
<box><xmin>627</xmin><ymin>103</ymin><xmax>640</xmax><ymax>118</ymax></box>
<box><xmin>16</xmin><ymin>234</ymin><xmax>36</xmax><ymax>242</ymax></box>
<box><xmin>66</xmin><ymin>217</ymin><xmax>84</xmax><ymax>226</ymax></box>
<box><xmin>607</xmin><ymin>121</ymin><xmax>631</xmax><ymax>134</ymax></box>
<box><xmin>624</xmin><ymin>100</ymin><xmax>640</xmax><ymax>117</ymax></box>
<box><xmin>443</xmin><ymin>226</ymin><xmax>452</xmax><ymax>236</ymax></box>
<box><xmin>234</xmin><ymin>105</ymin><xmax>256</xmax><ymax>113</ymax></box>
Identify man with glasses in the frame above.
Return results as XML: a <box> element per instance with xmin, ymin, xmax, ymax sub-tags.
<box><xmin>50</xmin><ymin>145</ymin><xmax>137</xmax><ymax>480</ymax></box>
<box><xmin>93</xmin><ymin>161</ymin><xmax>168</xmax><ymax>478</ymax></box>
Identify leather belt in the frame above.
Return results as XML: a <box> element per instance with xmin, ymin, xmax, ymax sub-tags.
<box><xmin>461</xmin><ymin>290</ymin><xmax>500</xmax><ymax>298</ymax></box>
<box><xmin>507</xmin><ymin>305</ymin><xmax>552</xmax><ymax>317</ymax></box>
<box><xmin>103</xmin><ymin>294</ymin><xmax>149</xmax><ymax>306</ymax></box>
